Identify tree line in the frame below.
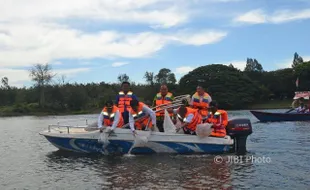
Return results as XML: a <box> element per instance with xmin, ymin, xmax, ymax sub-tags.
<box><xmin>0</xmin><ymin>52</ymin><xmax>309</xmax><ymax>115</ymax></box>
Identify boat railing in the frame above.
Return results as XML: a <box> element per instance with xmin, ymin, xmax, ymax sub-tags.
<box><xmin>48</xmin><ymin>120</ymin><xmax>89</xmax><ymax>134</ymax></box>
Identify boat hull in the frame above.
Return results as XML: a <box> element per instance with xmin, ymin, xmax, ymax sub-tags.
<box><xmin>40</xmin><ymin>129</ymin><xmax>233</xmax><ymax>154</ymax></box>
<box><xmin>250</xmin><ymin>110</ymin><xmax>310</xmax><ymax>122</ymax></box>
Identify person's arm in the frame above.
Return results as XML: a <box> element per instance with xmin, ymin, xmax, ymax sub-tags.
<box><xmin>184</xmin><ymin>113</ymin><xmax>194</xmax><ymax>123</ymax></box>
<box><xmin>143</xmin><ymin>105</ymin><xmax>156</xmax><ymax>125</ymax></box>
<box><xmin>128</xmin><ymin>112</ymin><xmax>136</xmax><ymax>132</ymax></box>
<box><xmin>98</xmin><ymin>113</ymin><xmax>103</xmax><ymax>129</ymax></box>
<box><xmin>115</xmin><ymin>95</ymin><xmax>119</xmax><ymax>106</ymax></box>
<box><xmin>208</xmin><ymin>95</ymin><xmax>212</xmax><ymax>104</ymax></box>
<box><xmin>111</xmin><ymin>110</ymin><xmax>120</xmax><ymax>130</ymax></box>
<box><xmin>152</xmin><ymin>95</ymin><xmax>157</xmax><ymax>108</ymax></box>
<box><xmin>189</xmin><ymin>97</ymin><xmax>194</xmax><ymax>106</ymax></box>
<box><xmin>132</xmin><ymin>94</ymin><xmax>138</xmax><ymax>101</ymax></box>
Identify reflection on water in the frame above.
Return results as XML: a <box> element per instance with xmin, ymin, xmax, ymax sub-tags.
<box><xmin>1</xmin><ymin>111</ymin><xmax>310</xmax><ymax>189</ymax></box>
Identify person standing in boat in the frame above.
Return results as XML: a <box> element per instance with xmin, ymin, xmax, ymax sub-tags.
<box><xmin>98</xmin><ymin>100</ymin><xmax>124</xmax><ymax>132</ymax></box>
<box><xmin>152</xmin><ymin>84</ymin><xmax>175</xmax><ymax>132</ymax></box>
<box><xmin>205</xmin><ymin>101</ymin><xmax>228</xmax><ymax>138</ymax></box>
<box><xmin>190</xmin><ymin>86</ymin><xmax>212</xmax><ymax>121</ymax></box>
<box><xmin>129</xmin><ymin>99</ymin><xmax>157</xmax><ymax>135</ymax></box>
<box><xmin>116</xmin><ymin>81</ymin><xmax>138</xmax><ymax>125</ymax></box>
<box><xmin>173</xmin><ymin>105</ymin><xmax>202</xmax><ymax>135</ymax></box>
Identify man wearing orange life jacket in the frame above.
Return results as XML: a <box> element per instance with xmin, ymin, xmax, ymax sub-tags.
<box><xmin>190</xmin><ymin>86</ymin><xmax>212</xmax><ymax>120</ymax></box>
<box><xmin>98</xmin><ymin>100</ymin><xmax>124</xmax><ymax>132</ymax></box>
<box><xmin>173</xmin><ymin>105</ymin><xmax>202</xmax><ymax>135</ymax></box>
<box><xmin>129</xmin><ymin>99</ymin><xmax>157</xmax><ymax>135</ymax></box>
<box><xmin>152</xmin><ymin>84</ymin><xmax>175</xmax><ymax>132</ymax></box>
<box><xmin>116</xmin><ymin>81</ymin><xmax>138</xmax><ymax>125</ymax></box>
<box><xmin>206</xmin><ymin>101</ymin><xmax>228</xmax><ymax>138</ymax></box>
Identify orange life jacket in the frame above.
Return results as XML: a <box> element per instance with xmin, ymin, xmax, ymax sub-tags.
<box><xmin>192</xmin><ymin>92</ymin><xmax>211</xmax><ymax>117</ymax></box>
<box><xmin>130</xmin><ymin>102</ymin><xmax>153</xmax><ymax>130</ymax></box>
<box><xmin>102</xmin><ymin>106</ymin><xmax>124</xmax><ymax>128</ymax></box>
<box><xmin>177</xmin><ymin>107</ymin><xmax>202</xmax><ymax>132</ymax></box>
<box><xmin>207</xmin><ymin>110</ymin><xmax>228</xmax><ymax>137</ymax></box>
<box><xmin>118</xmin><ymin>91</ymin><xmax>133</xmax><ymax>113</ymax></box>
<box><xmin>155</xmin><ymin>92</ymin><xmax>174</xmax><ymax>117</ymax></box>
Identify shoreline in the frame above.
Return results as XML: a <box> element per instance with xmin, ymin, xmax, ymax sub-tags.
<box><xmin>0</xmin><ymin>100</ymin><xmax>293</xmax><ymax>117</ymax></box>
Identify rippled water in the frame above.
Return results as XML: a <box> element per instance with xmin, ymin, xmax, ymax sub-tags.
<box><xmin>1</xmin><ymin>110</ymin><xmax>310</xmax><ymax>189</ymax></box>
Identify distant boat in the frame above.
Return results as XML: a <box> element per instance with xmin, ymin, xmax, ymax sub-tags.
<box><xmin>250</xmin><ymin>91</ymin><xmax>310</xmax><ymax>122</ymax></box>
<box><xmin>250</xmin><ymin>110</ymin><xmax>310</xmax><ymax>122</ymax></box>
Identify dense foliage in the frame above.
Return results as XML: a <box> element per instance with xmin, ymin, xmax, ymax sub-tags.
<box><xmin>0</xmin><ymin>53</ymin><xmax>309</xmax><ymax>115</ymax></box>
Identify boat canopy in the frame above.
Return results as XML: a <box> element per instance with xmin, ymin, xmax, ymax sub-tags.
<box><xmin>293</xmin><ymin>91</ymin><xmax>310</xmax><ymax>100</ymax></box>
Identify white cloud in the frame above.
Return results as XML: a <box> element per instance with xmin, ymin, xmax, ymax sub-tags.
<box><xmin>0</xmin><ymin>67</ymin><xmax>90</xmax><ymax>87</ymax></box>
<box><xmin>171</xmin><ymin>30</ymin><xmax>228</xmax><ymax>45</ymax></box>
<box><xmin>111</xmin><ymin>62</ymin><xmax>130</xmax><ymax>67</ymax></box>
<box><xmin>271</xmin><ymin>9</ymin><xmax>310</xmax><ymax>23</ymax></box>
<box><xmin>233</xmin><ymin>9</ymin><xmax>267</xmax><ymax>24</ymax></box>
<box><xmin>0</xmin><ymin>22</ymin><xmax>227</xmax><ymax>67</ymax></box>
<box><xmin>234</xmin><ymin>8</ymin><xmax>310</xmax><ymax>24</ymax></box>
<box><xmin>0</xmin><ymin>0</ymin><xmax>189</xmax><ymax>28</ymax></box>
<box><xmin>175</xmin><ymin>66</ymin><xmax>196</xmax><ymax>74</ymax></box>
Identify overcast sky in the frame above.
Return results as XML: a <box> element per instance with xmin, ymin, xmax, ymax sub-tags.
<box><xmin>0</xmin><ymin>0</ymin><xmax>309</xmax><ymax>87</ymax></box>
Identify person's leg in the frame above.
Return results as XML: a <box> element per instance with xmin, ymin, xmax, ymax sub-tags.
<box><xmin>122</xmin><ymin>111</ymin><xmax>129</xmax><ymax>125</ymax></box>
<box><xmin>156</xmin><ymin>120</ymin><xmax>164</xmax><ymax>132</ymax></box>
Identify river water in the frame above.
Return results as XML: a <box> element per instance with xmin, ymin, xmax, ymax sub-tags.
<box><xmin>0</xmin><ymin>110</ymin><xmax>309</xmax><ymax>190</ymax></box>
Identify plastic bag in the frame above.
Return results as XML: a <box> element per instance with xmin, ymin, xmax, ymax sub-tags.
<box><xmin>132</xmin><ymin>130</ymin><xmax>151</xmax><ymax>148</ymax></box>
<box><xmin>195</xmin><ymin>123</ymin><xmax>213</xmax><ymax>138</ymax></box>
<box><xmin>163</xmin><ymin>109</ymin><xmax>177</xmax><ymax>133</ymax></box>
<box><xmin>98</xmin><ymin>130</ymin><xmax>110</xmax><ymax>147</ymax></box>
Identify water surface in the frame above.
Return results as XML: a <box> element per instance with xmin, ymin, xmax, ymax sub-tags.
<box><xmin>1</xmin><ymin>110</ymin><xmax>309</xmax><ymax>189</ymax></box>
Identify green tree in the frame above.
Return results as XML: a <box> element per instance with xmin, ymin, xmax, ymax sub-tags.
<box><xmin>155</xmin><ymin>68</ymin><xmax>176</xmax><ymax>84</ymax></box>
<box><xmin>179</xmin><ymin>64</ymin><xmax>260</xmax><ymax>109</ymax></box>
<box><xmin>29</xmin><ymin>63</ymin><xmax>55</xmax><ymax>108</ymax></box>
<box><xmin>144</xmin><ymin>72</ymin><xmax>155</xmax><ymax>86</ymax></box>
<box><xmin>294</xmin><ymin>61</ymin><xmax>310</xmax><ymax>90</ymax></box>
<box><xmin>1</xmin><ymin>77</ymin><xmax>9</xmax><ymax>89</ymax></box>
<box><xmin>292</xmin><ymin>52</ymin><xmax>304</xmax><ymax>69</ymax></box>
<box><xmin>244</xmin><ymin>58</ymin><xmax>263</xmax><ymax>72</ymax></box>
<box><xmin>117</xmin><ymin>74</ymin><xmax>130</xmax><ymax>83</ymax></box>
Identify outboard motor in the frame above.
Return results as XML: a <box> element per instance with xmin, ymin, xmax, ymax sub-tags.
<box><xmin>226</xmin><ymin>118</ymin><xmax>252</xmax><ymax>155</ymax></box>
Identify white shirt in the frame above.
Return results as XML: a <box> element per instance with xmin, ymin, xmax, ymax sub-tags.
<box><xmin>173</xmin><ymin>109</ymin><xmax>194</xmax><ymax>123</ymax></box>
<box><xmin>129</xmin><ymin>105</ymin><xmax>156</xmax><ymax>131</ymax></box>
<box><xmin>98</xmin><ymin>110</ymin><xmax>121</xmax><ymax>130</ymax></box>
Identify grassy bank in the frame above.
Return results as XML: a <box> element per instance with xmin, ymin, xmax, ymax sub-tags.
<box><xmin>0</xmin><ymin>100</ymin><xmax>295</xmax><ymax>117</ymax></box>
<box><xmin>248</xmin><ymin>99</ymin><xmax>292</xmax><ymax>110</ymax></box>
<box><xmin>0</xmin><ymin>104</ymin><xmax>101</xmax><ymax>117</ymax></box>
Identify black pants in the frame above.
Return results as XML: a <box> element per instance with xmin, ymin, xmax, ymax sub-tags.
<box><xmin>156</xmin><ymin>120</ymin><xmax>164</xmax><ymax>132</ymax></box>
<box><xmin>122</xmin><ymin>111</ymin><xmax>129</xmax><ymax>125</ymax></box>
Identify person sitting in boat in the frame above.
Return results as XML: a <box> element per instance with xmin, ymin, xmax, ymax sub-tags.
<box><xmin>173</xmin><ymin>105</ymin><xmax>202</xmax><ymax>135</ymax></box>
<box><xmin>152</xmin><ymin>84</ymin><xmax>175</xmax><ymax>132</ymax></box>
<box><xmin>295</xmin><ymin>101</ymin><xmax>306</xmax><ymax>113</ymax></box>
<box><xmin>98</xmin><ymin>100</ymin><xmax>124</xmax><ymax>132</ymax></box>
<box><xmin>205</xmin><ymin>101</ymin><xmax>228</xmax><ymax>138</ymax></box>
<box><xmin>129</xmin><ymin>99</ymin><xmax>157</xmax><ymax>135</ymax></box>
<box><xmin>190</xmin><ymin>86</ymin><xmax>212</xmax><ymax>121</ymax></box>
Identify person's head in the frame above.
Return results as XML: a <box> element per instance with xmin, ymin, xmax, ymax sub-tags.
<box><xmin>208</xmin><ymin>101</ymin><xmax>218</xmax><ymax>114</ymax></box>
<box><xmin>196</xmin><ymin>86</ymin><xmax>205</xmax><ymax>96</ymax></box>
<box><xmin>130</xmin><ymin>99</ymin><xmax>139</xmax><ymax>112</ymax></box>
<box><xmin>160</xmin><ymin>84</ymin><xmax>168</xmax><ymax>96</ymax></box>
<box><xmin>178</xmin><ymin>105</ymin><xmax>187</xmax><ymax>118</ymax></box>
<box><xmin>121</xmin><ymin>81</ymin><xmax>130</xmax><ymax>93</ymax></box>
<box><xmin>105</xmin><ymin>100</ymin><xmax>114</xmax><ymax>113</ymax></box>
